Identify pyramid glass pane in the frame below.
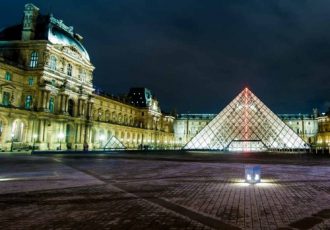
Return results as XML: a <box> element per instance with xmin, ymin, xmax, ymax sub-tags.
<box><xmin>104</xmin><ymin>136</ymin><xmax>126</xmax><ymax>150</ymax></box>
<box><xmin>184</xmin><ymin>88</ymin><xmax>309</xmax><ymax>151</ymax></box>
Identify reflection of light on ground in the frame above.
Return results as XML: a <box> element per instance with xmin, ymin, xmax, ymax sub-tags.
<box><xmin>256</xmin><ymin>179</ymin><xmax>276</xmax><ymax>187</ymax></box>
<box><xmin>0</xmin><ymin>177</ymin><xmax>18</xmax><ymax>182</ymax></box>
<box><xmin>235</xmin><ymin>182</ymin><xmax>250</xmax><ymax>187</ymax></box>
<box><xmin>232</xmin><ymin>178</ymin><xmax>276</xmax><ymax>187</ymax></box>
<box><xmin>53</xmin><ymin>158</ymin><xmax>63</xmax><ymax>163</ymax></box>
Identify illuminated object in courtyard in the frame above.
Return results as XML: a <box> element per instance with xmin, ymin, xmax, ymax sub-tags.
<box><xmin>103</xmin><ymin>135</ymin><xmax>126</xmax><ymax>150</ymax></box>
<box><xmin>245</xmin><ymin>166</ymin><xmax>261</xmax><ymax>184</ymax></box>
<box><xmin>184</xmin><ymin>88</ymin><xmax>309</xmax><ymax>151</ymax></box>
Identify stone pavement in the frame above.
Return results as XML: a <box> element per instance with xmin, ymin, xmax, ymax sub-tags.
<box><xmin>0</xmin><ymin>153</ymin><xmax>329</xmax><ymax>229</ymax></box>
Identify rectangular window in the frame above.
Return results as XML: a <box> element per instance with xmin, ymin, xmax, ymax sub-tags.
<box><xmin>5</xmin><ymin>72</ymin><xmax>11</xmax><ymax>81</ymax></box>
<box><xmin>67</xmin><ymin>64</ymin><xmax>72</xmax><ymax>76</ymax></box>
<box><xmin>29</xmin><ymin>51</ymin><xmax>38</xmax><ymax>68</ymax></box>
<box><xmin>49</xmin><ymin>97</ymin><xmax>55</xmax><ymax>112</ymax></box>
<box><xmin>28</xmin><ymin>76</ymin><xmax>34</xmax><ymax>86</ymax></box>
<box><xmin>49</xmin><ymin>56</ymin><xmax>57</xmax><ymax>70</ymax></box>
<box><xmin>25</xmin><ymin>95</ymin><xmax>32</xmax><ymax>109</ymax></box>
<box><xmin>2</xmin><ymin>92</ymin><xmax>10</xmax><ymax>106</ymax></box>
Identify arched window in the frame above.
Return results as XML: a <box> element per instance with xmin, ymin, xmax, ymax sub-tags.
<box><xmin>105</xmin><ymin>111</ymin><xmax>110</xmax><ymax>122</ymax></box>
<box><xmin>98</xmin><ymin>109</ymin><xmax>103</xmax><ymax>121</ymax></box>
<box><xmin>49</xmin><ymin>97</ymin><xmax>54</xmax><ymax>112</ymax></box>
<box><xmin>49</xmin><ymin>56</ymin><xmax>57</xmax><ymax>70</ymax></box>
<box><xmin>5</xmin><ymin>72</ymin><xmax>11</xmax><ymax>81</ymax></box>
<box><xmin>0</xmin><ymin>120</ymin><xmax>3</xmax><ymax>138</ymax></box>
<box><xmin>112</xmin><ymin>112</ymin><xmax>117</xmax><ymax>122</ymax></box>
<box><xmin>2</xmin><ymin>92</ymin><xmax>10</xmax><ymax>106</ymax></box>
<box><xmin>68</xmin><ymin>99</ymin><xmax>74</xmax><ymax>117</ymax></box>
<box><xmin>25</xmin><ymin>95</ymin><xmax>32</xmax><ymax>109</ymax></box>
<box><xmin>29</xmin><ymin>51</ymin><xmax>38</xmax><ymax>68</ymax></box>
<box><xmin>67</xmin><ymin>64</ymin><xmax>72</xmax><ymax>76</ymax></box>
<box><xmin>12</xmin><ymin>119</ymin><xmax>25</xmax><ymax>142</ymax></box>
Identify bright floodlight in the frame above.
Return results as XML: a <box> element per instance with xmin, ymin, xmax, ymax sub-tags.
<box><xmin>245</xmin><ymin>166</ymin><xmax>261</xmax><ymax>184</ymax></box>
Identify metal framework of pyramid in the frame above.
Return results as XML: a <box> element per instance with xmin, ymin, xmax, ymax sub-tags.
<box><xmin>103</xmin><ymin>136</ymin><xmax>126</xmax><ymax>150</ymax></box>
<box><xmin>184</xmin><ymin>88</ymin><xmax>309</xmax><ymax>151</ymax></box>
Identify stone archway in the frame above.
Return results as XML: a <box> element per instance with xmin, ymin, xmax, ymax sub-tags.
<box><xmin>65</xmin><ymin>123</ymin><xmax>75</xmax><ymax>150</ymax></box>
<box><xmin>68</xmin><ymin>99</ymin><xmax>75</xmax><ymax>117</ymax></box>
<box><xmin>0</xmin><ymin>116</ymin><xmax>9</xmax><ymax>147</ymax></box>
<box><xmin>12</xmin><ymin>119</ymin><xmax>27</xmax><ymax>142</ymax></box>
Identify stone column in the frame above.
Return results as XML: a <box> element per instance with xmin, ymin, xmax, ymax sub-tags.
<box><xmin>38</xmin><ymin>90</ymin><xmax>49</xmax><ymax>111</ymax></box>
<box><xmin>41</xmin><ymin>91</ymin><xmax>49</xmax><ymax>110</ymax></box>
<box><xmin>37</xmin><ymin>90</ymin><xmax>43</xmax><ymax>110</ymax></box>
<box><xmin>60</xmin><ymin>94</ymin><xmax>64</xmax><ymax>113</ymax></box>
<box><xmin>76</xmin><ymin>123</ymin><xmax>81</xmax><ymax>143</ymax></box>
<box><xmin>78</xmin><ymin>99</ymin><xmax>85</xmax><ymax>117</ymax></box>
<box><xmin>64</xmin><ymin>95</ymin><xmax>69</xmax><ymax>114</ymax></box>
<box><xmin>87</xmin><ymin>101</ymin><xmax>94</xmax><ymax>119</ymax></box>
<box><xmin>46</xmin><ymin>92</ymin><xmax>50</xmax><ymax>111</ymax></box>
<box><xmin>38</xmin><ymin>119</ymin><xmax>44</xmax><ymax>142</ymax></box>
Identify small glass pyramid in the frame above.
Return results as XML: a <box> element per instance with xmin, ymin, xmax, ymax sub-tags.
<box><xmin>184</xmin><ymin>88</ymin><xmax>309</xmax><ymax>151</ymax></box>
<box><xmin>103</xmin><ymin>135</ymin><xmax>126</xmax><ymax>150</ymax></box>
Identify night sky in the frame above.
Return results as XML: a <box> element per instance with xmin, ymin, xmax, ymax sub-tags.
<box><xmin>1</xmin><ymin>0</ymin><xmax>330</xmax><ymax>114</ymax></box>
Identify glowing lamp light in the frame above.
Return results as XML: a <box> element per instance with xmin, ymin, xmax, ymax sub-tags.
<box><xmin>255</xmin><ymin>174</ymin><xmax>260</xmax><ymax>181</ymax></box>
<box><xmin>99</xmin><ymin>134</ymin><xmax>106</xmax><ymax>141</ymax></box>
<box><xmin>245</xmin><ymin>166</ymin><xmax>261</xmax><ymax>184</ymax></box>
<box><xmin>58</xmin><ymin>133</ymin><xmax>65</xmax><ymax>140</ymax></box>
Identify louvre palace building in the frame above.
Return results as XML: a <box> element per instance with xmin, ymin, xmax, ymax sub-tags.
<box><xmin>0</xmin><ymin>4</ymin><xmax>329</xmax><ymax>152</ymax></box>
<box><xmin>0</xmin><ymin>4</ymin><xmax>175</xmax><ymax>151</ymax></box>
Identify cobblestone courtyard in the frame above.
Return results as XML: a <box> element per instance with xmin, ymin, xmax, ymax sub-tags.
<box><xmin>0</xmin><ymin>152</ymin><xmax>330</xmax><ymax>229</ymax></box>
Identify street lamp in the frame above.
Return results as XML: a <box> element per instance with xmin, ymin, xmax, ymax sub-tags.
<box><xmin>58</xmin><ymin>133</ymin><xmax>64</xmax><ymax>150</ymax></box>
<box><xmin>32</xmin><ymin>134</ymin><xmax>38</xmax><ymax>150</ymax></box>
<box><xmin>10</xmin><ymin>133</ymin><xmax>14</xmax><ymax>152</ymax></box>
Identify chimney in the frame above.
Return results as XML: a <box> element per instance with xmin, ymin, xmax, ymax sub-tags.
<box><xmin>21</xmin><ymin>3</ymin><xmax>39</xmax><ymax>41</ymax></box>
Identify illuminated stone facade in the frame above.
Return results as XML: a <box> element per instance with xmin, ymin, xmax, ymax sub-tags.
<box><xmin>278</xmin><ymin>111</ymin><xmax>318</xmax><ymax>144</ymax></box>
<box><xmin>316</xmin><ymin>114</ymin><xmax>330</xmax><ymax>149</ymax></box>
<box><xmin>173</xmin><ymin>114</ymin><xmax>215</xmax><ymax>148</ymax></box>
<box><xmin>0</xmin><ymin>3</ymin><xmax>174</xmax><ymax>151</ymax></box>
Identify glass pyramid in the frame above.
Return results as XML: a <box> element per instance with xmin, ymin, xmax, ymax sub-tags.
<box><xmin>103</xmin><ymin>135</ymin><xmax>126</xmax><ymax>150</ymax></box>
<box><xmin>184</xmin><ymin>88</ymin><xmax>309</xmax><ymax>151</ymax></box>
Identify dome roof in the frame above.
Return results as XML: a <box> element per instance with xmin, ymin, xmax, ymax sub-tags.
<box><xmin>0</xmin><ymin>13</ymin><xmax>90</xmax><ymax>62</ymax></box>
<box><xmin>48</xmin><ymin>26</ymin><xmax>90</xmax><ymax>61</ymax></box>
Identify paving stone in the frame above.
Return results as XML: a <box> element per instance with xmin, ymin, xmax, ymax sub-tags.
<box><xmin>0</xmin><ymin>153</ymin><xmax>329</xmax><ymax>229</ymax></box>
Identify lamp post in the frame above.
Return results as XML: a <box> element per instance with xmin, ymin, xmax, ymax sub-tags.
<box><xmin>58</xmin><ymin>133</ymin><xmax>64</xmax><ymax>150</ymax></box>
<box><xmin>10</xmin><ymin>133</ymin><xmax>14</xmax><ymax>152</ymax></box>
<box><xmin>245</xmin><ymin>166</ymin><xmax>261</xmax><ymax>184</ymax></box>
<box><xmin>32</xmin><ymin>134</ymin><xmax>38</xmax><ymax>150</ymax></box>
